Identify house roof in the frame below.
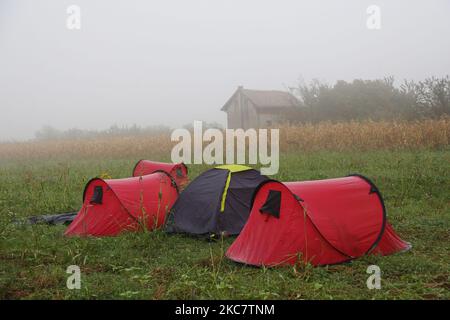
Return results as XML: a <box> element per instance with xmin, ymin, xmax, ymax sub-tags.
<box><xmin>221</xmin><ymin>87</ymin><xmax>301</xmax><ymax>111</ymax></box>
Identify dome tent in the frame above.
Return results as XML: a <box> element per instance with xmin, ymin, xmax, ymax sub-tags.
<box><xmin>65</xmin><ymin>172</ymin><xmax>179</xmax><ymax>237</ymax></box>
<box><xmin>165</xmin><ymin>165</ymin><xmax>269</xmax><ymax>236</ymax></box>
<box><xmin>226</xmin><ymin>175</ymin><xmax>410</xmax><ymax>266</ymax></box>
<box><xmin>132</xmin><ymin>160</ymin><xmax>188</xmax><ymax>188</ymax></box>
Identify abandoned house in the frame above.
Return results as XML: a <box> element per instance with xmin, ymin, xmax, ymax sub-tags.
<box><xmin>221</xmin><ymin>86</ymin><xmax>301</xmax><ymax>129</ymax></box>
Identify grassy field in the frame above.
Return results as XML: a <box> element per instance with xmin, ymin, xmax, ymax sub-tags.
<box><xmin>0</xmin><ymin>119</ymin><xmax>449</xmax><ymax>299</ymax></box>
<box><xmin>0</xmin><ymin>147</ymin><xmax>449</xmax><ymax>299</ymax></box>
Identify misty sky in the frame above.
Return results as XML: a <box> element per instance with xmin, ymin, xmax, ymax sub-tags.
<box><xmin>0</xmin><ymin>0</ymin><xmax>449</xmax><ymax>140</ymax></box>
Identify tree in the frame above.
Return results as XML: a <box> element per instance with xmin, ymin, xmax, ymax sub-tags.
<box><xmin>35</xmin><ymin>125</ymin><xmax>61</xmax><ymax>140</ymax></box>
<box><xmin>402</xmin><ymin>76</ymin><xmax>450</xmax><ymax>118</ymax></box>
<box><xmin>291</xmin><ymin>76</ymin><xmax>449</xmax><ymax>123</ymax></box>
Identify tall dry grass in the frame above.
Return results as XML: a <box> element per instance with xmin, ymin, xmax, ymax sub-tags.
<box><xmin>279</xmin><ymin>117</ymin><xmax>450</xmax><ymax>152</ymax></box>
<box><xmin>0</xmin><ymin>118</ymin><xmax>448</xmax><ymax>161</ymax></box>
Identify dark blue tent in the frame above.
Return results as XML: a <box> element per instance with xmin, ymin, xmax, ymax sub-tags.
<box><xmin>165</xmin><ymin>165</ymin><xmax>268</xmax><ymax>236</ymax></box>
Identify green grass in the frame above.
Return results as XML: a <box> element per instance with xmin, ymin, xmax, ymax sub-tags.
<box><xmin>0</xmin><ymin>150</ymin><xmax>449</xmax><ymax>299</ymax></box>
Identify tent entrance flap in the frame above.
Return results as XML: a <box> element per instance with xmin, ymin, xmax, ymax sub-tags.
<box><xmin>90</xmin><ymin>186</ymin><xmax>103</xmax><ymax>204</ymax></box>
<box><xmin>259</xmin><ymin>190</ymin><xmax>281</xmax><ymax>218</ymax></box>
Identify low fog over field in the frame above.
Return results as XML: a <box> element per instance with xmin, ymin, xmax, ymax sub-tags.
<box><xmin>0</xmin><ymin>0</ymin><xmax>449</xmax><ymax>140</ymax></box>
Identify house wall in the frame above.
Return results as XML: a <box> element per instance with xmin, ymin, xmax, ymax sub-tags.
<box><xmin>226</xmin><ymin>93</ymin><xmax>260</xmax><ymax>129</ymax></box>
<box><xmin>226</xmin><ymin>98</ymin><xmax>241</xmax><ymax>129</ymax></box>
<box><xmin>258</xmin><ymin>112</ymin><xmax>285</xmax><ymax>127</ymax></box>
<box><xmin>243</xmin><ymin>99</ymin><xmax>259</xmax><ymax>129</ymax></box>
<box><xmin>225</xmin><ymin>92</ymin><xmax>289</xmax><ymax>129</ymax></box>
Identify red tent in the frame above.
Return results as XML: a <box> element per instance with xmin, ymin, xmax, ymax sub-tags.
<box><xmin>65</xmin><ymin>172</ymin><xmax>178</xmax><ymax>237</ymax></box>
<box><xmin>226</xmin><ymin>175</ymin><xmax>410</xmax><ymax>267</ymax></box>
<box><xmin>132</xmin><ymin>160</ymin><xmax>188</xmax><ymax>188</ymax></box>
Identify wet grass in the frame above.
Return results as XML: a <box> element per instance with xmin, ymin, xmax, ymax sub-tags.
<box><xmin>0</xmin><ymin>150</ymin><xmax>449</xmax><ymax>299</ymax></box>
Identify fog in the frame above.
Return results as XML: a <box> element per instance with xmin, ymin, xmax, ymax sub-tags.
<box><xmin>0</xmin><ymin>0</ymin><xmax>449</xmax><ymax>140</ymax></box>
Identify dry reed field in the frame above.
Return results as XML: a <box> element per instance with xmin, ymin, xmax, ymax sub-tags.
<box><xmin>280</xmin><ymin>117</ymin><xmax>450</xmax><ymax>152</ymax></box>
<box><xmin>0</xmin><ymin>118</ymin><xmax>448</xmax><ymax>161</ymax></box>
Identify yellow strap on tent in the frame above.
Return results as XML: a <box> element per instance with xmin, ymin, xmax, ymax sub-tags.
<box><xmin>215</xmin><ymin>164</ymin><xmax>252</xmax><ymax>173</ymax></box>
<box><xmin>217</xmin><ymin>164</ymin><xmax>252</xmax><ymax>212</ymax></box>
<box><xmin>220</xmin><ymin>171</ymin><xmax>232</xmax><ymax>212</ymax></box>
